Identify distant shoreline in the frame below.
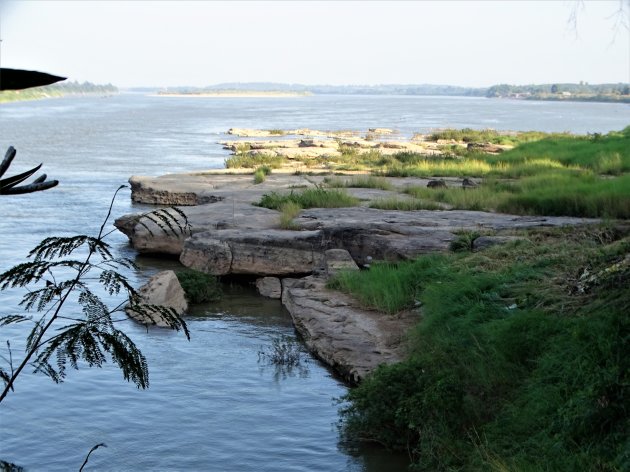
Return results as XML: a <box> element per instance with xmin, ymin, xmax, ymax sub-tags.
<box><xmin>155</xmin><ymin>91</ymin><xmax>311</xmax><ymax>98</ymax></box>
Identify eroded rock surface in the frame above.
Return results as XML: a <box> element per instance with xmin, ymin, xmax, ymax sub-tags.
<box><xmin>282</xmin><ymin>276</ymin><xmax>416</xmax><ymax>384</ymax></box>
<box><xmin>126</xmin><ymin>270</ymin><xmax>188</xmax><ymax>327</ymax></box>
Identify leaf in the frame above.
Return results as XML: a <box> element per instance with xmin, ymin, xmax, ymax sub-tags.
<box><xmin>0</xmin><ymin>315</ymin><xmax>30</xmax><ymax>326</ymax></box>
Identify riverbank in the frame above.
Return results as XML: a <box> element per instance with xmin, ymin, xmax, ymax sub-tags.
<box><xmin>115</xmin><ymin>126</ymin><xmax>629</xmax><ymax>469</ymax></box>
<box><xmin>115</xmin><ymin>170</ymin><xmax>600</xmax><ymax>383</ymax></box>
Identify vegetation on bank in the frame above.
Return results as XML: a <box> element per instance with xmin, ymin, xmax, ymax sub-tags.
<box><xmin>0</xmin><ymin>80</ymin><xmax>118</xmax><ymax>103</ymax></box>
<box><xmin>175</xmin><ymin>270</ymin><xmax>222</xmax><ymax>303</ymax></box>
<box><xmin>257</xmin><ymin>187</ymin><xmax>359</xmax><ymax>210</ymax></box>
<box><xmin>333</xmin><ymin>224</ymin><xmax>629</xmax><ymax>471</ymax></box>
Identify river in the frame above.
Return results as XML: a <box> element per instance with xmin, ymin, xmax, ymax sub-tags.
<box><xmin>0</xmin><ymin>93</ymin><xmax>628</xmax><ymax>471</ymax></box>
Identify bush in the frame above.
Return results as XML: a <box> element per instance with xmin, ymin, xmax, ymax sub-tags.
<box><xmin>175</xmin><ymin>270</ymin><xmax>222</xmax><ymax>303</ymax></box>
<box><xmin>253</xmin><ymin>168</ymin><xmax>266</xmax><ymax>184</ymax></box>
<box><xmin>337</xmin><ymin>225</ymin><xmax>630</xmax><ymax>470</ymax></box>
<box><xmin>278</xmin><ymin>201</ymin><xmax>301</xmax><ymax>230</ymax></box>
<box><xmin>257</xmin><ymin>187</ymin><xmax>359</xmax><ymax>210</ymax></box>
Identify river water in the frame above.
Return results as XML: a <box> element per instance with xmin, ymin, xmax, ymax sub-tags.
<box><xmin>0</xmin><ymin>93</ymin><xmax>628</xmax><ymax>471</ymax></box>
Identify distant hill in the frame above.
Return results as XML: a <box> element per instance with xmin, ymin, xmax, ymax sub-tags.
<box><xmin>163</xmin><ymin>82</ymin><xmax>487</xmax><ymax>97</ymax></box>
<box><xmin>157</xmin><ymin>82</ymin><xmax>630</xmax><ymax>102</ymax></box>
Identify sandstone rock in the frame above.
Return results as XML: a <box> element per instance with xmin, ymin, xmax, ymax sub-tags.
<box><xmin>427</xmin><ymin>179</ymin><xmax>447</xmax><ymax>188</ymax></box>
<box><xmin>323</xmin><ymin>248</ymin><xmax>359</xmax><ymax>278</ymax></box>
<box><xmin>256</xmin><ymin>277</ymin><xmax>282</xmax><ymax>299</ymax></box>
<box><xmin>282</xmin><ymin>276</ymin><xmax>416</xmax><ymax>384</ymax></box>
<box><xmin>180</xmin><ymin>229</ymin><xmax>325</xmax><ymax>276</ymax></box>
<box><xmin>462</xmin><ymin>177</ymin><xmax>478</xmax><ymax>189</ymax></box>
<box><xmin>126</xmin><ymin>270</ymin><xmax>188</xmax><ymax>327</ymax></box>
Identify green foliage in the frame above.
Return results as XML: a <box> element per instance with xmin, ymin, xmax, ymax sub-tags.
<box><xmin>253</xmin><ymin>168</ymin><xmax>266</xmax><ymax>184</ymax></box>
<box><xmin>338</xmin><ymin>225</ymin><xmax>630</xmax><ymax>470</ymax></box>
<box><xmin>278</xmin><ymin>201</ymin><xmax>302</xmax><ymax>230</ymax></box>
<box><xmin>267</xmin><ymin>129</ymin><xmax>285</xmax><ymax>135</ymax></box>
<box><xmin>257</xmin><ymin>187</ymin><xmax>359</xmax><ymax>210</ymax></box>
<box><xmin>449</xmin><ymin>230</ymin><xmax>480</xmax><ymax>252</ymax></box>
<box><xmin>324</xmin><ymin>175</ymin><xmax>393</xmax><ymax>190</ymax></box>
<box><xmin>369</xmin><ymin>197</ymin><xmax>441</xmax><ymax>211</ymax></box>
<box><xmin>224</xmin><ymin>152</ymin><xmax>286</xmax><ymax>169</ymax></box>
<box><xmin>426</xmin><ymin>128</ymin><xmax>557</xmax><ymax>145</ymax></box>
<box><xmin>175</xmin><ymin>270</ymin><xmax>222</xmax><ymax>304</ymax></box>
<box><xmin>0</xmin><ymin>187</ymin><xmax>190</xmax><ymax>402</ymax></box>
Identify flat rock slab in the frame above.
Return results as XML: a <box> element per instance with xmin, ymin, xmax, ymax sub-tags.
<box><xmin>282</xmin><ymin>276</ymin><xmax>417</xmax><ymax>384</ymax></box>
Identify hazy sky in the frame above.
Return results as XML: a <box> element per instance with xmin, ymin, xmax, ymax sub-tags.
<box><xmin>0</xmin><ymin>1</ymin><xmax>628</xmax><ymax>88</ymax></box>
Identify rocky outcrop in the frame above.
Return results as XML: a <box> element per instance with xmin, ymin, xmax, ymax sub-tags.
<box><xmin>117</xmin><ymin>172</ymin><xmax>600</xmax><ymax>384</ymax></box>
<box><xmin>282</xmin><ymin>276</ymin><xmax>416</xmax><ymax>384</ymax></box>
<box><xmin>179</xmin><ymin>229</ymin><xmax>325</xmax><ymax>276</ymax></box>
<box><xmin>126</xmin><ymin>270</ymin><xmax>188</xmax><ymax>327</ymax></box>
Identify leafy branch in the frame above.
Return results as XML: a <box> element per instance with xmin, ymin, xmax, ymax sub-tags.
<box><xmin>0</xmin><ymin>185</ymin><xmax>190</xmax><ymax>403</ymax></box>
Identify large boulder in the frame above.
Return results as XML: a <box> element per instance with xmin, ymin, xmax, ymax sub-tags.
<box><xmin>255</xmin><ymin>277</ymin><xmax>282</xmax><ymax>299</ymax></box>
<box><xmin>126</xmin><ymin>270</ymin><xmax>188</xmax><ymax>327</ymax></box>
<box><xmin>180</xmin><ymin>229</ymin><xmax>325</xmax><ymax>276</ymax></box>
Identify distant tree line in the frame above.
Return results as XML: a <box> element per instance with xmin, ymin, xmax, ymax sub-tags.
<box><xmin>0</xmin><ymin>80</ymin><xmax>118</xmax><ymax>103</ymax></box>
<box><xmin>486</xmin><ymin>82</ymin><xmax>630</xmax><ymax>99</ymax></box>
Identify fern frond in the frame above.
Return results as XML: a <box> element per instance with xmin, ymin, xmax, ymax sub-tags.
<box><xmin>99</xmin><ymin>270</ymin><xmax>135</xmax><ymax>296</ymax></box>
<box><xmin>97</xmin><ymin>330</ymin><xmax>149</xmax><ymax>389</ymax></box>
<box><xmin>0</xmin><ymin>314</ymin><xmax>30</xmax><ymax>326</ymax></box>
<box><xmin>0</xmin><ymin>367</ymin><xmax>12</xmax><ymax>389</ymax></box>
<box><xmin>25</xmin><ymin>319</ymin><xmax>45</xmax><ymax>353</ymax></box>
<box><xmin>28</xmin><ymin>236</ymin><xmax>92</xmax><ymax>260</ymax></box>
<box><xmin>128</xmin><ymin>301</ymin><xmax>190</xmax><ymax>340</ymax></box>
<box><xmin>0</xmin><ymin>261</ymin><xmax>53</xmax><ymax>288</ymax></box>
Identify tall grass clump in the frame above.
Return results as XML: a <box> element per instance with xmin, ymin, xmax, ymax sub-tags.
<box><xmin>369</xmin><ymin>197</ymin><xmax>442</xmax><ymax>211</ymax></box>
<box><xmin>225</xmin><ymin>153</ymin><xmax>286</xmax><ymax>169</ymax></box>
<box><xmin>338</xmin><ymin>225</ymin><xmax>630</xmax><ymax>471</ymax></box>
<box><xmin>329</xmin><ymin>255</ymin><xmax>448</xmax><ymax>314</ymax></box>
<box><xmin>324</xmin><ymin>175</ymin><xmax>393</xmax><ymax>190</ymax></box>
<box><xmin>405</xmin><ymin>172</ymin><xmax>630</xmax><ymax>218</ymax></box>
<box><xmin>257</xmin><ymin>187</ymin><xmax>359</xmax><ymax>210</ymax></box>
<box><xmin>278</xmin><ymin>201</ymin><xmax>302</xmax><ymax>230</ymax></box>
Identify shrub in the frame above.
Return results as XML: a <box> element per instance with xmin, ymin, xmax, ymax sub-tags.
<box><xmin>278</xmin><ymin>201</ymin><xmax>302</xmax><ymax>230</ymax></box>
<box><xmin>324</xmin><ymin>175</ymin><xmax>393</xmax><ymax>190</ymax></box>
<box><xmin>338</xmin><ymin>225</ymin><xmax>630</xmax><ymax>470</ymax></box>
<box><xmin>225</xmin><ymin>153</ymin><xmax>286</xmax><ymax>169</ymax></box>
<box><xmin>253</xmin><ymin>168</ymin><xmax>266</xmax><ymax>184</ymax></box>
<box><xmin>175</xmin><ymin>270</ymin><xmax>222</xmax><ymax>303</ymax></box>
<box><xmin>257</xmin><ymin>187</ymin><xmax>359</xmax><ymax>210</ymax></box>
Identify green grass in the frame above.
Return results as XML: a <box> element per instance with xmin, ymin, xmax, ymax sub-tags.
<box><xmin>224</xmin><ymin>153</ymin><xmax>287</xmax><ymax>169</ymax></box>
<box><xmin>369</xmin><ymin>197</ymin><xmax>442</xmax><ymax>211</ymax></box>
<box><xmin>405</xmin><ymin>173</ymin><xmax>630</xmax><ymax>218</ymax></box>
<box><xmin>323</xmin><ymin>175</ymin><xmax>393</xmax><ymax>190</ymax></box>
<box><xmin>278</xmin><ymin>201</ymin><xmax>302</xmax><ymax>230</ymax></box>
<box><xmin>267</xmin><ymin>129</ymin><xmax>285</xmax><ymax>135</ymax></box>
<box><xmin>424</xmin><ymin>128</ymin><xmax>566</xmax><ymax>146</ymax></box>
<box><xmin>336</xmin><ymin>224</ymin><xmax>630</xmax><ymax>471</ymax></box>
<box><xmin>257</xmin><ymin>187</ymin><xmax>360</xmax><ymax>210</ymax></box>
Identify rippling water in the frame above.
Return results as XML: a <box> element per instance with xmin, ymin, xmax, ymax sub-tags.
<box><xmin>0</xmin><ymin>94</ymin><xmax>628</xmax><ymax>471</ymax></box>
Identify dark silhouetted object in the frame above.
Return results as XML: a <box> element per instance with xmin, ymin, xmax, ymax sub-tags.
<box><xmin>0</xmin><ymin>67</ymin><xmax>66</xmax><ymax>91</ymax></box>
<box><xmin>0</xmin><ymin>68</ymin><xmax>65</xmax><ymax>194</ymax></box>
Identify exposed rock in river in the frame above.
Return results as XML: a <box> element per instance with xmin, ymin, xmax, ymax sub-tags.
<box><xmin>117</xmin><ymin>171</ymin><xmax>599</xmax><ymax>383</ymax></box>
<box><xmin>126</xmin><ymin>270</ymin><xmax>188</xmax><ymax>327</ymax></box>
<box><xmin>282</xmin><ymin>275</ymin><xmax>416</xmax><ymax>384</ymax></box>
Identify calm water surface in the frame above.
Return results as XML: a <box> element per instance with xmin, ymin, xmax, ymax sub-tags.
<box><xmin>0</xmin><ymin>94</ymin><xmax>628</xmax><ymax>471</ymax></box>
